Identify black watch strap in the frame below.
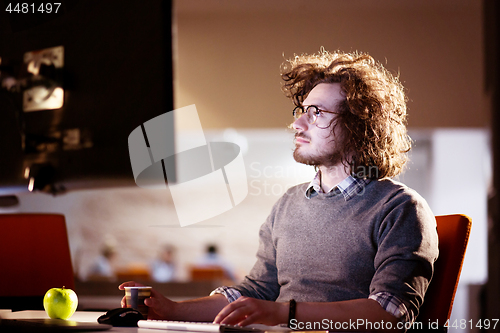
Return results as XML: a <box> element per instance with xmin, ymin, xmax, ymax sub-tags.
<box><xmin>288</xmin><ymin>299</ymin><xmax>296</xmax><ymax>328</ymax></box>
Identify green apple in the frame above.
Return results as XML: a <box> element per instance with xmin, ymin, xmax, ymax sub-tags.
<box><xmin>43</xmin><ymin>286</ymin><xmax>78</xmax><ymax>319</ymax></box>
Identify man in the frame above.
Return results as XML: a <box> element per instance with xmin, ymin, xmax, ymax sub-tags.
<box><xmin>120</xmin><ymin>50</ymin><xmax>439</xmax><ymax>331</ymax></box>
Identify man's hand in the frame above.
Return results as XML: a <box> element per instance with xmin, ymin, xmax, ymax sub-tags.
<box><xmin>119</xmin><ymin>281</ymin><xmax>177</xmax><ymax>320</ymax></box>
<box><xmin>213</xmin><ymin>296</ymin><xmax>288</xmax><ymax>327</ymax></box>
<box><xmin>119</xmin><ymin>281</ymin><xmax>144</xmax><ymax>308</ymax></box>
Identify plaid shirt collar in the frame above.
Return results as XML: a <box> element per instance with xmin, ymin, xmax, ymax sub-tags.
<box><xmin>305</xmin><ymin>171</ymin><xmax>371</xmax><ymax>200</ymax></box>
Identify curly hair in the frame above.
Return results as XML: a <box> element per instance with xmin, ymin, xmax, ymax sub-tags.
<box><xmin>282</xmin><ymin>49</ymin><xmax>412</xmax><ymax>179</ymax></box>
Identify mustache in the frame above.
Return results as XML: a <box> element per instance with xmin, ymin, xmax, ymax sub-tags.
<box><xmin>295</xmin><ymin>132</ymin><xmax>310</xmax><ymax>141</ymax></box>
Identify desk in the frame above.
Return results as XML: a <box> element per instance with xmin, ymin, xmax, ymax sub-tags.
<box><xmin>0</xmin><ymin>310</ymin><xmax>301</xmax><ymax>333</ymax></box>
<box><xmin>0</xmin><ymin>309</ymin><xmax>106</xmax><ymax>322</ymax></box>
<box><xmin>0</xmin><ymin>310</ymin><xmax>171</xmax><ymax>332</ymax></box>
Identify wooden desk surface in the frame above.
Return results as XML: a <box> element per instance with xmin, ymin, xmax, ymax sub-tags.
<box><xmin>0</xmin><ymin>310</ymin><xmax>144</xmax><ymax>332</ymax></box>
<box><xmin>0</xmin><ymin>309</ymin><xmax>105</xmax><ymax>321</ymax></box>
<box><xmin>1</xmin><ymin>310</ymin><xmax>309</xmax><ymax>333</ymax></box>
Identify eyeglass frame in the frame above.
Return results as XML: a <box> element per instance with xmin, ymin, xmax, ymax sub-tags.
<box><xmin>292</xmin><ymin>105</ymin><xmax>338</xmax><ymax>125</ymax></box>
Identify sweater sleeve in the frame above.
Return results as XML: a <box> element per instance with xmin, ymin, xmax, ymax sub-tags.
<box><xmin>230</xmin><ymin>206</ymin><xmax>281</xmax><ymax>301</ymax></box>
<box><xmin>370</xmin><ymin>189</ymin><xmax>439</xmax><ymax>321</ymax></box>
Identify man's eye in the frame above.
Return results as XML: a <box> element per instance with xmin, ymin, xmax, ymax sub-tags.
<box><xmin>314</xmin><ymin>110</ymin><xmax>321</xmax><ymax>117</ymax></box>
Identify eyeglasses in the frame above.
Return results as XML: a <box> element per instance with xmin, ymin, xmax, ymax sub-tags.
<box><xmin>292</xmin><ymin>105</ymin><xmax>337</xmax><ymax>125</ymax></box>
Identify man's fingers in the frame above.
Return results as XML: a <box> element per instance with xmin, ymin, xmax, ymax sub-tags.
<box><xmin>121</xmin><ymin>296</ymin><xmax>127</xmax><ymax>308</ymax></box>
<box><xmin>219</xmin><ymin>309</ymin><xmax>247</xmax><ymax>326</ymax></box>
<box><xmin>144</xmin><ymin>293</ymin><xmax>164</xmax><ymax>310</ymax></box>
<box><xmin>144</xmin><ymin>296</ymin><xmax>154</xmax><ymax>307</ymax></box>
<box><xmin>237</xmin><ymin>313</ymin><xmax>260</xmax><ymax>327</ymax></box>
<box><xmin>213</xmin><ymin>303</ymin><xmax>237</xmax><ymax>323</ymax></box>
<box><xmin>144</xmin><ymin>296</ymin><xmax>166</xmax><ymax>320</ymax></box>
<box><xmin>118</xmin><ymin>281</ymin><xmax>144</xmax><ymax>290</ymax></box>
<box><xmin>214</xmin><ymin>302</ymin><xmax>248</xmax><ymax>325</ymax></box>
<box><xmin>144</xmin><ymin>289</ymin><xmax>163</xmax><ymax>307</ymax></box>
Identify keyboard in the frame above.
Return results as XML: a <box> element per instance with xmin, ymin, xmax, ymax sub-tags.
<box><xmin>137</xmin><ymin>320</ymin><xmax>290</xmax><ymax>332</ymax></box>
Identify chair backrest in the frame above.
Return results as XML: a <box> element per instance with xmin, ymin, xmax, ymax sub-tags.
<box><xmin>190</xmin><ymin>266</ymin><xmax>226</xmax><ymax>281</ymax></box>
<box><xmin>416</xmin><ymin>214</ymin><xmax>472</xmax><ymax>326</ymax></box>
<box><xmin>0</xmin><ymin>213</ymin><xmax>75</xmax><ymax>309</ymax></box>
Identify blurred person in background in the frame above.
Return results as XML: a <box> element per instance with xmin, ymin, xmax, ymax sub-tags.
<box><xmin>151</xmin><ymin>244</ymin><xmax>177</xmax><ymax>282</ymax></box>
<box><xmin>87</xmin><ymin>241</ymin><xmax>117</xmax><ymax>281</ymax></box>
<box><xmin>195</xmin><ymin>244</ymin><xmax>236</xmax><ymax>282</ymax></box>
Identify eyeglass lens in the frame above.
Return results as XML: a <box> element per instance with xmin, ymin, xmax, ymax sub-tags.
<box><xmin>293</xmin><ymin>106</ymin><xmax>318</xmax><ymax>124</ymax></box>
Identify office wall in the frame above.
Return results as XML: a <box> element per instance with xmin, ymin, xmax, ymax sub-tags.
<box><xmin>174</xmin><ymin>0</ymin><xmax>486</xmax><ymax>129</ymax></box>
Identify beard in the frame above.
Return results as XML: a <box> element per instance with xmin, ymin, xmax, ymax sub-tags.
<box><xmin>293</xmin><ymin>147</ymin><xmax>343</xmax><ymax>167</ymax></box>
<box><xmin>293</xmin><ymin>133</ymin><xmax>344</xmax><ymax>167</ymax></box>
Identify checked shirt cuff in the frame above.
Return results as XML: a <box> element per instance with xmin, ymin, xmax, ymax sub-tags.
<box><xmin>369</xmin><ymin>291</ymin><xmax>414</xmax><ymax>324</ymax></box>
<box><xmin>210</xmin><ymin>286</ymin><xmax>242</xmax><ymax>303</ymax></box>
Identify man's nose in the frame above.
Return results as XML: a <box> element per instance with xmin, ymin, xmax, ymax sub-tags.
<box><xmin>292</xmin><ymin>113</ymin><xmax>309</xmax><ymax>131</ymax></box>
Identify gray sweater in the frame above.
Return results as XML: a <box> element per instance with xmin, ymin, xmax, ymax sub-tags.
<box><xmin>232</xmin><ymin>178</ymin><xmax>439</xmax><ymax>318</ymax></box>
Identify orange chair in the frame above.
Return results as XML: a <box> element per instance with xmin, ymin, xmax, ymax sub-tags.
<box><xmin>0</xmin><ymin>214</ymin><xmax>75</xmax><ymax>310</ymax></box>
<box><xmin>412</xmin><ymin>214</ymin><xmax>472</xmax><ymax>331</ymax></box>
